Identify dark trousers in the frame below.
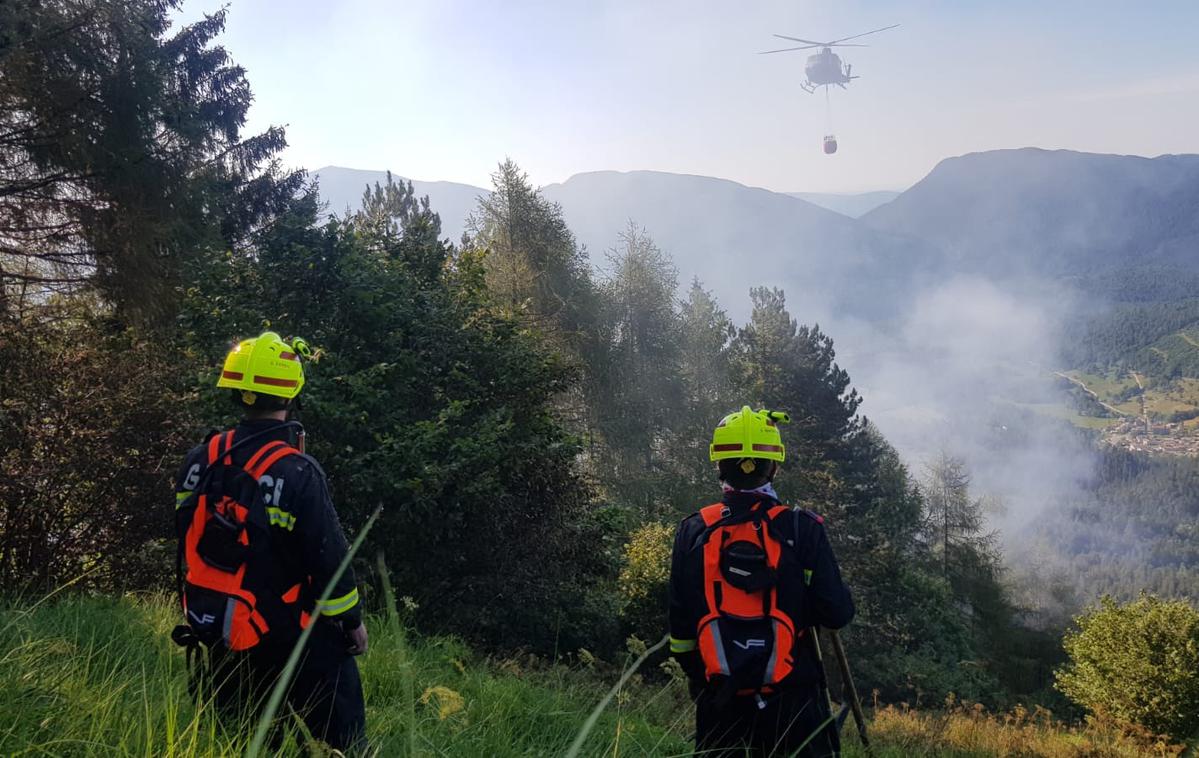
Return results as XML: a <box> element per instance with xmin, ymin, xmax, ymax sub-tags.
<box><xmin>209</xmin><ymin>623</ymin><xmax>366</xmax><ymax>753</ymax></box>
<box><xmin>695</xmin><ymin>685</ymin><xmax>840</xmax><ymax>758</ymax></box>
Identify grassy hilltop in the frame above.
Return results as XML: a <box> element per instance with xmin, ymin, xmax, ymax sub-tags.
<box><xmin>0</xmin><ymin>596</ymin><xmax>1179</xmax><ymax>757</ymax></box>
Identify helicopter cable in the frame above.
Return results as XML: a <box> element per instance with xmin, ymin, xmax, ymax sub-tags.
<box><xmin>825</xmin><ymin>85</ymin><xmax>832</xmax><ymax>135</ymax></box>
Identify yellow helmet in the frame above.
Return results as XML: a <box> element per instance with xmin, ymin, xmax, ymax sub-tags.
<box><xmin>216</xmin><ymin>331</ymin><xmax>310</xmax><ymax>402</ymax></box>
<box><xmin>709</xmin><ymin>406</ymin><xmax>791</xmax><ymax>463</ymax></box>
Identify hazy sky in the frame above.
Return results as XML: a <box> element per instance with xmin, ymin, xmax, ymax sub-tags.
<box><xmin>177</xmin><ymin>0</ymin><xmax>1199</xmax><ymax>193</ymax></box>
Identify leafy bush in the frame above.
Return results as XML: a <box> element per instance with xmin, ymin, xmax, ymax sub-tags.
<box><xmin>618</xmin><ymin>521</ymin><xmax>673</xmax><ymax>638</ymax></box>
<box><xmin>1055</xmin><ymin>594</ymin><xmax>1199</xmax><ymax>740</ymax></box>
<box><xmin>618</xmin><ymin>522</ymin><xmax>673</xmax><ymax>604</ymax></box>
<box><xmin>0</xmin><ymin>316</ymin><xmax>191</xmax><ymax>592</ymax></box>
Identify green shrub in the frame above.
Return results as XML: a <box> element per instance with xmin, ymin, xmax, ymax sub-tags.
<box><xmin>0</xmin><ymin>317</ymin><xmax>191</xmax><ymax>593</ymax></box>
<box><xmin>618</xmin><ymin>522</ymin><xmax>673</xmax><ymax>605</ymax></box>
<box><xmin>1055</xmin><ymin>594</ymin><xmax>1199</xmax><ymax>740</ymax></box>
<box><xmin>617</xmin><ymin>521</ymin><xmax>673</xmax><ymax>640</ymax></box>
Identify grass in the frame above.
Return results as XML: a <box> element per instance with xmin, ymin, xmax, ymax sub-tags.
<box><xmin>869</xmin><ymin>699</ymin><xmax>1186</xmax><ymax>758</ymax></box>
<box><xmin>0</xmin><ymin>595</ymin><xmax>1186</xmax><ymax>757</ymax></box>
<box><xmin>1065</xmin><ymin>371</ymin><xmax>1138</xmax><ymax>402</ymax></box>
<box><xmin>0</xmin><ymin>594</ymin><xmax>692</xmax><ymax>756</ymax></box>
<box><xmin>1007</xmin><ymin>401</ymin><xmax>1120</xmax><ymax>430</ymax></box>
<box><xmin>1057</xmin><ymin>369</ymin><xmax>1199</xmax><ymax>425</ymax></box>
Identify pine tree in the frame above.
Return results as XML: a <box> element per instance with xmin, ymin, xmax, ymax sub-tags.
<box><xmin>737</xmin><ymin>287</ymin><xmax>864</xmax><ymax>510</ymax></box>
<box><xmin>465</xmin><ymin>159</ymin><xmax>605</xmax><ymax>443</ymax></box>
<box><xmin>0</xmin><ymin>0</ymin><xmax>300</xmax><ymax>323</ymax></box>
<box><xmin>922</xmin><ymin>454</ymin><xmax>994</xmax><ymax>580</ymax></box>
<box><xmin>179</xmin><ymin>186</ymin><xmax>619</xmax><ymax>653</ymax></box>
<box><xmin>466</xmin><ymin>159</ymin><xmax>596</xmax><ymax>344</ymax></box>
<box><xmin>671</xmin><ymin>280</ymin><xmax>740</xmax><ymax>510</ymax></box>
<box><xmin>593</xmin><ymin>223</ymin><xmax>684</xmax><ymax>513</ymax></box>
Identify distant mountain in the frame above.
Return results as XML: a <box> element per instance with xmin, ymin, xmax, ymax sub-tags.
<box><xmin>313</xmin><ymin>166</ymin><xmax>927</xmax><ymax>321</ymax></box>
<box><xmin>786</xmin><ymin>190</ymin><xmax>900</xmax><ymax>218</ymax></box>
<box><xmin>540</xmin><ymin>170</ymin><xmax>928</xmax><ymax>321</ymax></box>
<box><xmin>863</xmin><ymin>148</ymin><xmax>1199</xmax><ymax>279</ymax></box>
<box><xmin>312</xmin><ymin>166</ymin><xmax>486</xmax><ymax>242</ymax></box>
<box><xmin>315</xmin><ymin>150</ymin><xmax>1199</xmax><ymax>337</ymax></box>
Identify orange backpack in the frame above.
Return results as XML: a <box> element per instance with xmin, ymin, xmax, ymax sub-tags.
<box><xmin>695</xmin><ymin>501</ymin><xmax>801</xmax><ymax>697</ymax></box>
<box><xmin>174</xmin><ymin>428</ymin><xmax>312</xmax><ymax>654</ymax></box>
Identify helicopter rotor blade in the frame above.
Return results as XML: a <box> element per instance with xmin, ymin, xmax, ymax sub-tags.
<box><xmin>773</xmin><ymin>34</ymin><xmax>829</xmax><ymax>46</ymax></box>
<box><xmin>822</xmin><ymin>43</ymin><xmax>869</xmax><ymax>48</ymax></box>
<box><xmin>825</xmin><ymin>24</ymin><xmax>900</xmax><ymax>46</ymax></box>
<box><xmin>758</xmin><ymin>44</ymin><xmax>822</xmax><ymax>54</ymax></box>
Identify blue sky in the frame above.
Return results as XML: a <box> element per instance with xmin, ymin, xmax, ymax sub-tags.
<box><xmin>177</xmin><ymin>0</ymin><xmax>1199</xmax><ymax>193</ymax></box>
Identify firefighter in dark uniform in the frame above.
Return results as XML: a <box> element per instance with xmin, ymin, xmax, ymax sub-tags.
<box><xmin>668</xmin><ymin>407</ymin><xmax>854</xmax><ymax>758</ymax></box>
<box><xmin>173</xmin><ymin>332</ymin><xmax>367</xmax><ymax>753</ymax></box>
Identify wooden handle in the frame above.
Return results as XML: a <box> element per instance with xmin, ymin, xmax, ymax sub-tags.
<box><xmin>829</xmin><ymin>629</ymin><xmax>870</xmax><ymax>749</ymax></box>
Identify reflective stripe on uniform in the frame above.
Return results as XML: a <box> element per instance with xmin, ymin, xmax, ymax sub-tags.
<box><xmin>670</xmin><ymin>636</ymin><xmax>697</xmax><ymax>654</ymax></box>
<box><xmin>266</xmin><ymin>506</ymin><xmax>296</xmax><ymax>531</ymax></box>
<box><xmin>175</xmin><ymin>491</ymin><xmax>192</xmax><ymax>510</ymax></box>
<box><xmin>316</xmin><ymin>587</ymin><xmax>359</xmax><ymax>616</ymax></box>
<box><xmin>804</xmin><ymin>569</ymin><xmax>814</xmax><ymax>586</ymax></box>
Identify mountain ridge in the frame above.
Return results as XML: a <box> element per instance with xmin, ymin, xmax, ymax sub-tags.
<box><xmin>863</xmin><ymin>147</ymin><xmax>1199</xmax><ymax>278</ymax></box>
<box><xmin>314</xmin><ymin>148</ymin><xmax>1199</xmax><ymax>328</ymax></box>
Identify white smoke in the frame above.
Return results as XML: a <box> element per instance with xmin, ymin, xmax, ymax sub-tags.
<box><xmin>831</xmin><ymin>275</ymin><xmax>1096</xmax><ymax>536</ymax></box>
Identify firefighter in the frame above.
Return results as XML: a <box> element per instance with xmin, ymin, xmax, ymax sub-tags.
<box><xmin>173</xmin><ymin>331</ymin><xmax>367</xmax><ymax>752</ymax></box>
<box><xmin>668</xmin><ymin>406</ymin><xmax>854</xmax><ymax>757</ymax></box>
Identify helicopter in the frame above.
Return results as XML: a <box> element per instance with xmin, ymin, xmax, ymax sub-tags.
<box><xmin>759</xmin><ymin>24</ymin><xmax>899</xmax><ymax>92</ymax></box>
<box><xmin>760</xmin><ymin>24</ymin><xmax>898</xmax><ymax>154</ymax></box>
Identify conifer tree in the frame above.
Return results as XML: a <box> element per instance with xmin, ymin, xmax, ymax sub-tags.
<box><xmin>0</xmin><ymin>0</ymin><xmax>299</xmax><ymax>323</ymax></box>
<box><xmin>466</xmin><ymin>160</ymin><xmax>597</xmax><ymax>344</ymax></box>
<box><xmin>672</xmin><ymin>280</ymin><xmax>740</xmax><ymax>509</ymax></box>
<box><xmin>737</xmin><ymin>287</ymin><xmax>864</xmax><ymax>510</ymax></box>
<box><xmin>593</xmin><ymin>223</ymin><xmax>684</xmax><ymax>512</ymax></box>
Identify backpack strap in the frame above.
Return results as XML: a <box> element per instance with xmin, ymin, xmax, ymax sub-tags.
<box><xmin>700</xmin><ymin>502</ymin><xmax>729</xmax><ymax>526</ymax></box>
<box><xmin>245</xmin><ymin>440</ymin><xmax>299</xmax><ymax>479</ymax></box>
<box><xmin>244</xmin><ymin>439</ymin><xmax>286</xmax><ymax>474</ymax></box>
<box><xmin>177</xmin><ymin>430</ymin><xmax>237</xmax><ymax>611</ymax></box>
<box><xmin>692</xmin><ymin>501</ymin><xmax>770</xmax><ymax>552</ymax></box>
<box><xmin>186</xmin><ymin>424</ymin><xmax>304</xmax><ymax>521</ymax></box>
<box><xmin>206</xmin><ymin>430</ymin><xmax>235</xmax><ymax>466</ymax></box>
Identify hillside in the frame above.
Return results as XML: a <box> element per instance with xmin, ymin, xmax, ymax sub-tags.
<box><xmin>317</xmin><ymin>150</ymin><xmax>1199</xmax><ymax>345</ymax></box>
<box><xmin>540</xmin><ymin>170</ymin><xmax>929</xmax><ymax>322</ymax></box>
<box><xmin>863</xmin><ymin>148</ymin><xmax>1199</xmax><ymax>278</ymax></box>
<box><xmin>855</xmin><ymin>148</ymin><xmax>1199</xmax><ymax>450</ymax></box>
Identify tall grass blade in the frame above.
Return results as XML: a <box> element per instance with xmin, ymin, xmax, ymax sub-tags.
<box><xmin>565</xmin><ymin>634</ymin><xmax>668</xmax><ymax>758</ymax></box>
<box><xmin>245</xmin><ymin>506</ymin><xmax>381</xmax><ymax>758</ymax></box>
<box><xmin>376</xmin><ymin>552</ymin><xmax>417</xmax><ymax>758</ymax></box>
